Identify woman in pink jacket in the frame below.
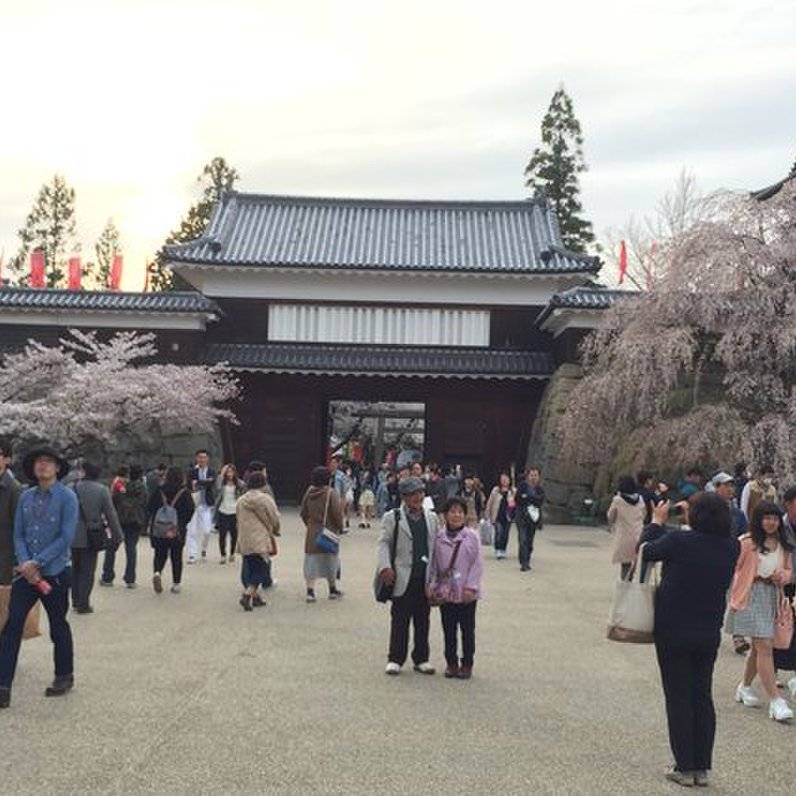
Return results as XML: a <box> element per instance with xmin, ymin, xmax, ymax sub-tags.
<box><xmin>427</xmin><ymin>496</ymin><xmax>483</xmax><ymax>680</ymax></box>
<box><xmin>727</xmin><ymin>501</ymin><xmax>794</xmax><ymax>722</ymax></box>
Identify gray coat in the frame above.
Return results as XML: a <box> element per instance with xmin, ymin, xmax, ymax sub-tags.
<box><xmin>0</xmin><ymin>470</ymin><xmax>24</xmax><ymax>585</ymax></box>
<box><xmin>71</xmin><ymin>479</ymin><xmax>123</xmax><ymax>550</ymax></box>
<box><xmin>377</xmin><ymin>505</ymin><xmax>438</xmax><ymax>599</ymax></box>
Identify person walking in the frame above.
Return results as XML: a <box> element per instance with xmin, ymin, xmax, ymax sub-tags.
<box><xmin>639</xmin><ymin>493</ymin><xmax>740</xmax><ymax>787</ymax></box>
<box><xmin>608</xmin><ymin>475</ymin><xmax>646</xmax><ymax>579</ymax></box>
<box><xmin>376</xmin><ymin>476</ymin><xmax>438</xmax><ymax>676</ymax></box>
<box><xmin>103</xmin><ymin>464</ymin><xmax>148</xmax><ymax>588</ymax></box>
<box><xmin>427</xmin><ymin>497</ymin><xmax>483</xmax><ymax>679</ymax></box>
<box><xmin>0</xmin><ymin>446</ymin><xmax>79</xmax><ymax>709</ymax></box>
<box><xmin>235</xmin><ymin>471</ymin><xmax>280</xmax><ymax>611</ymax></box>
<box><xmin>299</xmin><ymin>466</ymin><xmax>344</xmax><ymax>603</ymax></box>
<box><xmin>148</xmin><ymin>466</ymin><xmax>195</xmax><ymax>595</ymax></box>
<box><xmin>486</xmin><ymin>472</ymin><xmax>515</xmax><ymax>561</ymax></box>
<box><xmin>0</xmin><ymin>439</ymin><xmax>23</xmax><ymax>631</ymax></box>
<box><xmin>214</xmin><ymin>464</ymin><xmax>245</xmax><ymax>564</ymax></box>
<box><xmin>186</xmin><ymin>449</ymin><xmax>216</xmax><ymax>564</ymax></box>
<box><xmin>71</xmin><ymin>461</ymin><xmax>122</xmax><ymax>613</ymax></box>
<box><xmin>515</xmin><ymin>467</ymin><xmax>545</xmax><ymax>572</ymax></box>
<box><xmin>727</xmin><ymin>501</ymin><xmax>794</xmax><ymax>722</ymax></box>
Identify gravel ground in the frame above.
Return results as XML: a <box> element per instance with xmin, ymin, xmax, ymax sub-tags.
<box><xmin>1</xmin><ymin>511</ymin><xmax>793</xmax><ymax>794</ymax></box>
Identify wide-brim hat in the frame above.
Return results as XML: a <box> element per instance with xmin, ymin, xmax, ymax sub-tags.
<box><xmin>22</xmin><ymin>446</ymin><xmax>70</xmax><ymax>482</ymax></box>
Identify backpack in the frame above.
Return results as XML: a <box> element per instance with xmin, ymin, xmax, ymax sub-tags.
<box><xmin>115</xmin><ymin>481</ymin><xmax>147</xmax><ymax>527</ymax></box>
<box><xmin>152</xmin><ymin>489</ymin><xmax>186</xmax><ymax>539</ymax></box>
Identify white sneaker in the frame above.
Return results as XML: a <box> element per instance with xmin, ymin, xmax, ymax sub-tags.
<box><xmin>788</xmin><ymin>676</ymin><xmax>796</xmax><ymax>699</ymax></box>
<box><xmin>769</xmin><ymin>697</ymin><xmax>794</xmax><ymax>722</ymax></box>
<box><xmin>170</xmin><ymin>584</ymin><xmax>181</xmax><ymax>594</ymax></box>
<box><xmin>187</xmin><ymin>557</ymin><xmax>196</xmax><ymax>565</ymax></box>
<box><xmin>385</xmin><ymin>662</ymin><xmax>401</xmax><ymax>676</ymax></box>
<box><xmin>735</xmin><ymin>683</ymin><xmax>760</xmax><ymax>707</ymax></box>
<box><xmin>413</xmin><ymin>661</ymin><xmax>436</xmax><ymax>675</ymax></box>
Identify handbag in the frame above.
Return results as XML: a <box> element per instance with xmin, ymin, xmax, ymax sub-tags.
<box><xmin>76</xmin><ymin>486</ymin><xmax>110</xmax><ymax>552</ymax></box>
<box><xmin>314</xmin><ymin>486</ymin><xmax>340</xmax><ymax>555</ymax></box>
<box><xmin>479</xmin><ymin>518</ymin><xmax>494</xmax><ymax>546</ymax></box>
<box><xmin>607</xmin><ymin>543</ymin><xmax>658</xmax><ymax>644</ymax></box>
<box><xmin>374</xmin><ymin>508</ymin><xmax>401</xmax><ymax>603</ymax></box>
<box><xmin>431</xmin><ymin>539</ymin><xmax>464</xmax><ymax>605</ymax></box>
<box><xmin>774</xmin><ymin>593</ymin><xmax>794</xmax><ymax>651</ymax></box>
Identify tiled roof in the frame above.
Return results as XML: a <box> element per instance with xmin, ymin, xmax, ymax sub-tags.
<box><xmin>204</xmin><ymin>342</ymin><xmax>555</xmax><ymax>380</ymax></box>
<box><xmin>0</xmin><ymin>288</ymin><xmax>219</xmax><ymax>315</ymax></box>
<box><xmin>536</xmin><ymin>285</ymin><xmax>627</xmax><ymax>326</ymax></box>
<box><xmin>165</xmin><ymin>192</ymin><xmax>601</xmax><ymax>275</ymax></box>
<box><xmin>751</xmin><ymin>160</ymin><xmax>796</xmax><ymax>201</ymax></box>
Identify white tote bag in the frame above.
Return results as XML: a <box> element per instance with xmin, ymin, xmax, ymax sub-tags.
<box><xmin>607</xmin><ymin>544</ymin><xmax>657</xmax><ymax>644</ymax></box>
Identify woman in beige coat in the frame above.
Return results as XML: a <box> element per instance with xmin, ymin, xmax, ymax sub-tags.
<box><xmin>607</xmin><ymin>474</ymin><xmax>646</xmax><ymax>578</ymax></box>
<box><xmin>236</xmin><ymin>472</ymin><xmax>280</xmax><ymax>611</ymax></box>
<box><xmin>299</xmin><ymin>466</ymin><xmax>344</xmax><ymax>603</ymax></box>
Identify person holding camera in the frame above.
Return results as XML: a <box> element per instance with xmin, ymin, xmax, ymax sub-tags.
<box><xmin>0</xmin><ymin>447</ymin><xmax>79</xmax><ymax>709</ymax></box>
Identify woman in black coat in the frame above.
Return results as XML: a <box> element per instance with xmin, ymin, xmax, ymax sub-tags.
<box><xmin>147</xmin><ymin>466</ymin><xmax>194</xmax><ymax>595</ymax></box>
<box><xmin>640</xmin><ymin>493</ymin><xmax>740</xmax><ymax>788</ymax></box>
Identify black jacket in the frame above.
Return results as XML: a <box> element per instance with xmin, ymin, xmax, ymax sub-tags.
<box><xmin>640</xmin><ymin>524</ymin><xmax>739</xmax><ymax>644</ymax></box>
<box><xmin>188</xmin><ymin>466</ymin><xmax>216</xmax><ymax>506</ymax></box>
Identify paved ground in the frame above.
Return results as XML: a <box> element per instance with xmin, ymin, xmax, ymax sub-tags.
<box><xmin>1</xmin><ymin>511</ymin><xmax>793</xmax><ymax>794</ymax></box>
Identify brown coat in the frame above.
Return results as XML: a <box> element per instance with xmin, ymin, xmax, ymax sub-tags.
<box><xmin>299</xmin><ymin>485</ymin><xmax>344</xmax><ymax>554</ymax></box>
<box><xmin>236</xmin><ymin>489</ymin><xmax>280</xmax><ymax>559</ymax></box>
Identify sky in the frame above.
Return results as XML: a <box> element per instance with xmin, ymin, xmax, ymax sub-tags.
<box><xmin>0</xmin><ymin>0</ymin><xmax>794</xmax><ymax>290</ymax></box>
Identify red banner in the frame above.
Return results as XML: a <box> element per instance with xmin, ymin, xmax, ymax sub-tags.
<box><xmin>110</xmin><ymin>253</ymin><xmax>123</xmax><ymax>290</ymax></box>
<box><xmin>30</xmin><ymin>250</ymin><xmax>45</xmax><ymax>287</ymax></box>
<box><xmin>68</xmin><ymin>256</ymin><xmax>82</xmax><ymax>290</ymax></box>
<box><xmin>618</xmin><ymin>240</ymin><xmax>628</xmax><ymax>285</ymax></box>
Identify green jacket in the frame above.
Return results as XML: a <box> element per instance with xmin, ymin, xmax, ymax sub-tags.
<box><xmin>0</xmin><ymin>470</ymin><xmax>24</xmax><ymax>585</ymax></box>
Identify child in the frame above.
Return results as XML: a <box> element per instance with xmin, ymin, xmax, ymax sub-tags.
<box><xmin>728</xmin><ymin>501</ymin><xmax>794</xmax><ymax>721</ymax></box>
<box><xmin>427</xmin><ymin>496</ymin><xmax>483</xmax><ymax>679</ymax></box>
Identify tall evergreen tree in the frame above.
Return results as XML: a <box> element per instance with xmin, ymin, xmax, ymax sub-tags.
<box><xmin>150</xmin><ymin>157</ymin><xmax>240</xmax><ymax>291</ymax></box>
<box><xmin>94</xmin><ymin>218</ymin><xmax>122</xmax><ymax>289</ymax></box>
<box><xmin>10</xmin><ymin>175</ymin><xmax>78</xmax><ymax>287</ymax></box>
<box><xmin>524</xmin><ymin>88</ymin><xmax>594</xmax><ymax>252</ymax></box>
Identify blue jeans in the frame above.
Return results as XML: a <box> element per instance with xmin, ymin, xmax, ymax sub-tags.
<box><xmin>0</xmin><ymin>569</ymin><xmax>74</xmax><ymax>689</ymax></box>
<box><xmin>102</xmin><ymin>523</ymin><xmax>141</xmax><ymax>585</ymax></box>
<box><xmin>494</xmin><ymin>519</ymin><xmax>510</xmax><ymax>553</ymax></box>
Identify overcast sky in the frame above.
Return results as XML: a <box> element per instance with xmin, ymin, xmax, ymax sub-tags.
<box><xmin>0</xmin><ymin>0</ymin><xmax>793</xmax><ymax>289</ymax></box>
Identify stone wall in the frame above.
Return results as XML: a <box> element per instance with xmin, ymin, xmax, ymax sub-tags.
<box><xmin>525</xmin><ymin>363</ymin><xmax>599</xmax><ymax>523</ymax></box>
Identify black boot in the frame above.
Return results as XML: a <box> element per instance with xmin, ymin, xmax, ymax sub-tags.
<box><xmin>0</xmin><ymin>687</ymin><xmax>10</xmax><ymax>708</ymax></box>
<box><xmin>45</xmin><ymin>674</ymin><xmax>74</xmax><ymax>697</ymax></box>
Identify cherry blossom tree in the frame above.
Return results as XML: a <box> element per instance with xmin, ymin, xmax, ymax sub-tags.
<box><xmin>560</xmin><ymin>178</ymin><xmax>796</xmax><ymax>492</ymax></box>
<box><xmin>0</xmin><ymin>330</ymin><xmax>239</xmax><ymax>458</ymax></box>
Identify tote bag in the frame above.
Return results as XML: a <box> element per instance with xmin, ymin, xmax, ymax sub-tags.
<box><xmin>607</xmin><ymin>544</ymin><xmax>657</xmax><ymax>644</ymax></box>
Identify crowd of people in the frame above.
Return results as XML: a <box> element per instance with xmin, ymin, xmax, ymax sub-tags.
<box><xmin>606</xmin><ymin>464</ymin><xmax>796</xmax><ymax>787</ymax></box>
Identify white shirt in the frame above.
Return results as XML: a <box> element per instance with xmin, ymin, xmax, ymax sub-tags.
<box><xmin>757</xmin><ymin>544</ymin><xmax>781</xmax><ymax>579</ymax></box>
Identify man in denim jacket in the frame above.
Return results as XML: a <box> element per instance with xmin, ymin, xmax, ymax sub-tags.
<box><xmin>0</xmin><ymin>446</ymin><xmax>78</xmax><ymax>709</ymax></box>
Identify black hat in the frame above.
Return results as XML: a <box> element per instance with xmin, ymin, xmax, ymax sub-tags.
<box><xmin>22</xmin><ymin>446</ymin><xmax>70</xmax><ymax>482</ymax></box>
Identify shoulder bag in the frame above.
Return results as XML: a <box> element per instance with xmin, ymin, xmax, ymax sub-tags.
<box><xmin>606</xmin><ymin>543</ymin><xmax>658</xmax><ymax>644</ymax></box>
<box><xmin>431</xmin><ymin>538</ymin><xmax>464</xmax><ymax>605</ymax></box>
<box><xmin>75</xmin><ymin>484</ymin><xmax>110</xmax><ymax>552</ymax></box>
<box><xmin>314</xmin><ymin>487</ymin><xmax>340</xmax><ymax>555</ymax></box>
<box><xmin>374</xmin><ymin>507</ymin><xmax>401</xmax><ymax>603</ymax></box>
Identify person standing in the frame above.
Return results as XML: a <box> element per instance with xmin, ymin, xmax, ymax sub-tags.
<box><xmin>0</xmin><ymin>446</ymin><xmax>79</xmax><ymax>709</ymax></box>
<box><xmin>486</xmin><ymin>472</ymin><xmax>515</xmax><ymax>561</ymax></box>
<box><xmin>727</xmin><ymin>501</ymin><xmax>794</xmax><ymax>722</ymax></box>
<box><xmin>427</xmin><ymin>497</ymin><xmax>483</xmax><ymax>679</ymax></box>
<box><xmin>186</xmin><ymin>449</ymin><xmax>216</xmax><ymax>564</ymax></box>
<box><xmin>214</xmin><ymin>464</ymin><xmax>245</xmax><ymax>564</ymax></box>
<box><xmin>103</xmin><ymin>464</ymin><xmax>148</xmax><ymax>588</ymax></box>
<box><xmin>0</xmin><ymin>439</ymin><xmax>23</xmax><ymax>628</ymax></box>
<box><xmin>235</xmin><ymin>472</ymin><xmax>280</xmax><ymax>611</ymax></box>
<box><xmin>148</xmin><ymin>467</ymin><xmax>195</xmax><ymax>595</ymax></box>
<box><xmin>72</xmin><ymin>461</ymin><xmax>122</xmax><ymax>613</ymax></box>
<box><xmin>515</xmin><ymin>467</ymin><xmax>545</xmax><ymax>572</ymax></box>
<box><xmin>299</xmin><ymin>466</ymin><xmax>344</xmax><ymax>603</ymax></box>
<box><xmin>640</xmin><ymin>493</ymin><xmax>740</xmax><ymax>788</ymax></box>
<box><xmin>376</xmin><ymin>477</ymin><xmax>438</xmax><ymax>676</ymax></box>
<box><xmin>739</xmin><ymin>464</ymin><xmax>777</xmax><ymax>522</ymax></box>
<box><xmin>607</xmin><ymin>475</ymin><xmax>646</xmax><ymax>579</ymax></box>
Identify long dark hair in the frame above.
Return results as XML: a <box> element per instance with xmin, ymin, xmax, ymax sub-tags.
<box><xmin>749</xmin><ymin>501</ymin><xmax>792</xmax><ymax>553</ymax></box>
<box><xmin>163</xmin><ymin>466</ymin><xmax>184</xmax><ymax>494</ymax></box>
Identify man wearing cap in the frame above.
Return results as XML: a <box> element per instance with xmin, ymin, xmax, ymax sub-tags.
<box><xmin>377</xmin><ymin>476</ymin><xmax>438</xmax><ymax>676</ymax></box>
<box><xmin>0</xmin><ymin>446</ymin><xmax>79</xmax><ymax>709</ymax></box>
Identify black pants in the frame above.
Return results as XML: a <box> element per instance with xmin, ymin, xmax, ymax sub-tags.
<box><xmin>71</xmin><ymin>548</ymin><xmax>98</xmax><ymax>610</ymax></box>
<box><xmin>517</xmin><ymin>521</ymin><xmax>539</xmax><ymax>567</ymax></box>
<box><xmin>389</xmin><ymin>576</ymin><xmax>430</xmax><ymax>666</ymax></box>
<box><xmin>153</xmin><ymin>537</ymin><xmax>185</xmax><ymax>585</ymax></box>
<box><xmin>655</xmin><ymin>638</ymin><xmax>719</xmax><ymax>772</ymax></box>
<box><xmin>0</xmin><ymin>569</ymin><xmax>73</xmax><ymax>689</ymax></box>
<box><xmin>440</xmin><ymin>601</ymin><xmax>477</xmax><ymax>666</ymax></box>
<box><xmin>217</xmin><ymin>512</ymin><xmax>238</xmax><ymax>558</ymax></box>
<box><xmin>102</xmin><ymin>523</ymin><xmax>141</xmax><ymax>585</ymax></box>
